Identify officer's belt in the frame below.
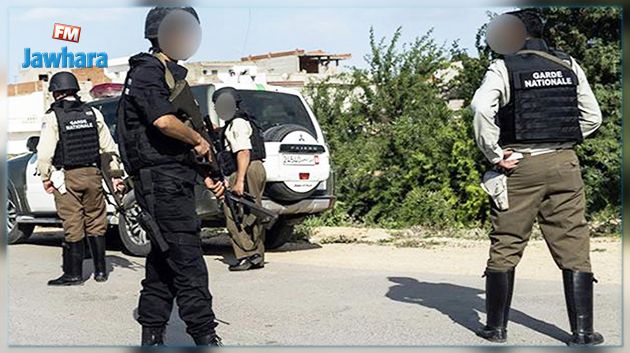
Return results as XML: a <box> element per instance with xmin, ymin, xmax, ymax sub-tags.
<box><xmin>519</xmin><ymin>147</ymin><xmax>574</xmax><ymax>157</ymax></box>
<box><xmin>138</xmin><ymin>167</ymin><xmax>196</xmax><ymax>215</ymax></box>
<box><xmin>61</xmin><ymin>163</ymin><xmax>100</xmax><ymax>171</ymax></box>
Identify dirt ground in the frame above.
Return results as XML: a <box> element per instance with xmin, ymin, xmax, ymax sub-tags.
<box><xmin>8</xmin><ymin>226</ymin><xmax>622</xmax><ymax>346</ymax></box>
<box><xmin>299</xmin><ymin>226</ymin><xmax>622</xmax><ymax>284</ymax></box>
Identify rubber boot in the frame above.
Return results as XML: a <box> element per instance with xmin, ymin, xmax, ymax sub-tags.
<box><xmin>88</xmin><ymin>236</ymin><xmax>108</xmax><ymax>282</ymax></box>
<box><xmin>476</xmin><ymin>268</ymin><xmax>515</xmax><ymax>343</ymax></box>
<box><xmin>193</xmin><ymin>333</ymin><xmax>223</xmax><ymax>346</ymax></box>
<box><xmin>563</xmin><ymin>270</ymin><xmax>604</xmax><ymax>346</ymax></box>
<box><xmin>48</xmin><ymin>241</ymin><xmax>84</xmax><ymax>286</ymax></box>
<box><xmin>83</xmin><ymin>238</ymin><xmax>92</xmax><ymax>259</ymax></box>
<box><xmin>141</xmin><ymin>326</ymin><xmax>165</xmax><ymax>346</ymax></box>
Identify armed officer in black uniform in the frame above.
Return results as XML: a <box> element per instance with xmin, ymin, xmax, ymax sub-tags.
<box><xmin>471</xmin><ymin>10</ymin><xmax>603</xmax><ymax>346</ymax></box>
<box><xmin>117</xmin><ymin>7</ymin><xmax>224</xmax><ymax>346</ymax></box>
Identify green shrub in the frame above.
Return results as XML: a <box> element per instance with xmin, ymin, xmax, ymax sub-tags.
<box><xmin>304</xmin><ymin>7</ymin><xmax>620</xmax><ymax>234</ymax></box>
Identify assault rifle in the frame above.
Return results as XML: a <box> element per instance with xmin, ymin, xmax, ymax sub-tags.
<box><xmin>100</xmin><ymin>153</ymin><xmax>170</xmax><ymax>253</ymax></box>
<box><xmin>199</xmin><ymin>115</ymin><xmax>278</xmax><ymax>233</ymax></box>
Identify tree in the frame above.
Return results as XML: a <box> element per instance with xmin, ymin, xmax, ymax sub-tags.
<box><xmin>304</xmin><ymin>7</ymin><xmax>621</xmax><ymax>233</ymax></box>
<box><xmin>306</xmin><ymin>28</ymin><xmax>487</xmax><ymax>228</ymax></box>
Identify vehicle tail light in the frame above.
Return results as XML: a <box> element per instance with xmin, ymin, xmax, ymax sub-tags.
<box><xmin>90</xmin><ymin>83</ymin><xmax>123</xmax><ymax>99</ymax></box>
<box><xmin>299</xmin><ymin>173</ymin><xmax>310</xmax><ymax>180</ymax></box>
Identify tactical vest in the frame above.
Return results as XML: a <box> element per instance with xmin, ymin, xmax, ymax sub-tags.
<box><xmin>50</xmin><ymin>99</ymin><xmax>100</xmax><ymax>169</ymax></box>
<box><xmin>117</xmin><ymin>53</ymin><xmax>198</xmax><ymax>174</ymax></box>
<box><xmin>497</xmin><ymin>41</ymin><xmax>583</xmax><ymax>145</ymax></box>
<box><xmin>219</xmin><ymin>113</ymin><xmax>266</xmax><ymax>175</ymax></box>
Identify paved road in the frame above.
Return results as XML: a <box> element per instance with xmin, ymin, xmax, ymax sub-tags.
<box><xmin>8</xmin><ymin>231</ymin><xmax>622</xmax><ymax>347</ymax></box>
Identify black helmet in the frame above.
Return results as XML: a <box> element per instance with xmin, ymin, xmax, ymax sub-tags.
<box><xmin>212</xmin><ymin>87</ymin><xmax>243</xmax><ymax>121</ymax></box>
<box><xmin>212</xmin><ymin>87</ymin><xmax>242</xmax><ymax>106</ymax></box>
<box><xmin>144</xmin><ymin>6</ymin><xmax>200</xmax><ymax>39</ymax></box>
<box><xmin>48</xmin><ymin>71</ymin><xmax>80</xmax><ymax>92</ymax></box>
<box><xmin>507</xmin><ymin>9</ymin><xmax>544</xmax><ymax>38</ymax></box>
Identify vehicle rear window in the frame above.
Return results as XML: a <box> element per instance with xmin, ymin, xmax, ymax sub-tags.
<box><xmin>90</xmin><ymin>87</ymin><xmax>318</xmax><ymax>142</ymax></box>
<box><xmin>191</xmin><ymin>85</ymin><xmax>211</xmax><ymax>118</ymax></box>
<box><xmin>88</xmin><ymin>100</ymin><xmax>118</xmax><ymax>140</ymax></box>
<box><xmin>238</xmin><ymin>90</ymin><xmax>317</xmax><ymax>137</ymax></box>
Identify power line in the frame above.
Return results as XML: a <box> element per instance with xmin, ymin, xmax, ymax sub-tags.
<box><xmin>241</xmin><ymin>8</ymin><xmax>252</xmax><ymax>57</ymax></box>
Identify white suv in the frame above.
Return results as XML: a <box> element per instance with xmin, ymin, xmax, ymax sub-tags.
<box><xmin>6</xmin><ymin>82</ymin><xmax>335</xmax><ymax>256</ymax></box>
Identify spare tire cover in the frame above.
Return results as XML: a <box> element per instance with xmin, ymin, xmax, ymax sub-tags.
<box><xmin>263</xmin><ymin>124</ymin><xmax>323</xmax><ymax>201</ymax></box>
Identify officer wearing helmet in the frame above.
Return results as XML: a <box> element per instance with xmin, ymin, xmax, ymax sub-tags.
<box><xmin>116</xmin><ymin>6</ymin><xmax>224</xmax><ymax>346</ymax></box>
<box><xmin>471</xmin><ymin>9</ymin><xmax>603</xmax><ymax>346</ymax></box>
<box><xmin>36</xmin><ymin>71</ymin><xmax>123</xmax><ymax>285</ymax></box>
<box><xmin>212</xmin><ymin>87</ymin><xmax>268</xmax><ymax>271</ymax></box>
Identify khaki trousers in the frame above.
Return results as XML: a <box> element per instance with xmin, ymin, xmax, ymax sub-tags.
<box><xmin>223</xmin><ymin>160</ymin><xmax>267</xmax><ymax>260</ymax></box>
<box><xmin>487</xmin><ymin>150</ymin><xmax>591</xmax><ymax>272</ymax></box>
<box><xmin>53</xmin><ymin>167</ymin><xmax>107</xmax><ymax>243</ymax></box>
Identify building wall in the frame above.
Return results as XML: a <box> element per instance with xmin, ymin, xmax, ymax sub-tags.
<box><xmin>8</xmin><ymin>81</ymin><xmax>44</xmax><ymax>96</ymax></box>
<box><xmin>246</xmin><ymin>56</ymin><xmax>300</xmax><ymax>74</ymax></box>
<box><xmin>7</xmin><ymin>91</ymin><xmax>47</xmax><ymax>154</ymax></box>
<box><xmin>11</xmin><ymin>67</ymin><xmax>111</xmax><ymax>94</ymax></box>
<box><xmin>185</xmin><ymin>61</ymin><xmax>240</xmax><ymax>84</ymax></box>
<box><xmin>104</xmin><ymin>57</ymin><xmax>130</xmax><ymax>83</ymax></box>
<box><xmin>72</xmin><ymin>67</ymin><xmax>111</xmax><ymax>85</ymax></box>
<box><xmin>6</xmin><ymin>54</ymin><xmax>347</xmax><ymax>154</ymax></box>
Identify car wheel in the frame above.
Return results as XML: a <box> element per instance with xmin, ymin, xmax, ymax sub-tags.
<box><xmin>265</xmin><ymin>220</ymin><xmax>294</xmax><ymax>249</ymax></box>
<box><xmin>118</xmin><ymin>193</ymin><xmax>151</xmax><ymax>257</ymax></box>
<box><xmin>7</xmin><ymin>196</ymin><xmax>34</xmax><ymax>244</ymax></box>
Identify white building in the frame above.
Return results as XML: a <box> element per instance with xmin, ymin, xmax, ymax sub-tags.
<box><xmin>6</xmin><ymin>49</ymin><xmax>352</xmax><ymax>155</ymax></box>
<box><xmin>7</xmin><ymin>91</ymin><xmax>48</xmax><ymax>154</ymax></box>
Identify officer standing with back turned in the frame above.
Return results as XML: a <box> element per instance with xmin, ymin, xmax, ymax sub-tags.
<box><xmin>37</xmin><ymin>71</ymin><xmax>124</xmax><ymax>285</ymax></box>
<box><xmin>471</xmin><ymin>10</ymin><xmax>604</xmax><ymax>346</ymax></box>
<box><xmin>117</xmin><ymin>7</ymin><xmax>224</xmax><ymax>346</ymax></box>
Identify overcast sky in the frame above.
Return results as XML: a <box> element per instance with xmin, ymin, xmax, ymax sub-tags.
<box><xmin>8</xmin><ymin>5</ymin><xmax>516</xmax><ymax>82</ymax></box>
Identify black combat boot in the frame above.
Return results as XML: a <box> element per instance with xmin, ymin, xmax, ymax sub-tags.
<box><xmin>141</xmin><ymin>326</ymin><xmax>165</xmax><ymax>346</ymax></box>
<box><xmin>88</xmin><ymin>236</ymin><xmax>108</xmax><ymax>282</ymax></box>
<box><xmin>229</xmin><ymin>257</ymin><xmax>253</xmax><ymax>271</ymax></box>
<box><xmin>476</xmin><ymin>268</ymin><xmax>515</xmax><ymax>343</ymax></box>
<box><xmin>48</xmin><ymin>241</ymin><xmax>84</xmax><ymax>286</ymax></box>
<box><xmin>193</xmin><ymin>333</ymin><xmax>223</xmax><ymax>346</ymax></box>
<box><xmin>248</xmin><ymin>253</ymin><xmax>264</xmax><ymax>269</ymax></box>
<box><xmin>563</xmin><ymin>270</ymin><xmax>604</xmax><ymax>346</ymax></box>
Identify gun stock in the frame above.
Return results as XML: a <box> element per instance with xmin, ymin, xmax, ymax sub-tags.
<box><xmin>226</xmin><ymin>192</ymin><xmax>279</xmax><ymax>230</ymax></box>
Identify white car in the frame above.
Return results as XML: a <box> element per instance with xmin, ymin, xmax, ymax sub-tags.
<box><xmin>7</xmin><ymin>82</ymin><xmax>336</xmax><ymax>256</ymax></box>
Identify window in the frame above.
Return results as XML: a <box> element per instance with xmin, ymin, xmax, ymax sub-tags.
<box><xmin>238</xmin><ymin>90</ymin><xmax>317</xmax><ymax>137</ymax></box>
<box><xmin>88</xmin><ymin>99</ymin><xmax>118</xmax><ymax>140</ymax></box>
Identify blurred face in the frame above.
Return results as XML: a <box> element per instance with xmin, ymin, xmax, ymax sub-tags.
<box><xmin>157</xmin><ymin>9</ymin><xmax>202</xmax><ymax>61</ymax></box>
<box><xmin>486</xmin><ymin>14</ymin><xmax>527</xmax><ymax>55</ymax></box>
<box><xmin>214</xmin><ymin>93</ymin><xmax>237</xmax><ymax>121</ymax></box>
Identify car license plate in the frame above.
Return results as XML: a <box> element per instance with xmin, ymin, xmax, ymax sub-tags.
<box><xmin>283</xmin><ymin>154</ymin><xmax>316</xmax><ymax>165</ymax></box>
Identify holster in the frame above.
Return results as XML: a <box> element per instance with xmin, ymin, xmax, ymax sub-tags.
<box><xmin>481</xmin><ymin>169</ymin><xmax>509</xmax><ymax>211</ymax></box>
<box><xmin>217</xmin><ymin>150</ymin><xmax>237</xmax><ymax>176</ymax></box>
